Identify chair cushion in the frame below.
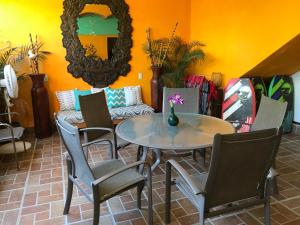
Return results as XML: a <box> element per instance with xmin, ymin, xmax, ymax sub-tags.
<box><xmin>91</xmin><ymin>159</ymin><xmax>144</xmax><ymax>201</ymax></box>
<box><xmin>109</xmin><ymin>104</ymin><xmax>154</xmax><ymax>120</ymax></box>
<box><xmin>57</xmin><ymin>104</ymin><xmax>154</xmax><ymax>124</ymax></box>
<box><xmin>105</xmin><ymin>88</ymin><xmax>126</xmax><ymax>108</ymax></box>
<box><xmin>74</xmin><ymin>89</ymin><xmax>92</xmax><ymax>111</ymax></box>
<box><xmin>56</xmin><ymin>90</ymin><xmax>75</xmax><ymax>111</ymax></box>
<box><xmin>57</xmin><ymin>110</ymin><xmax>85</xmax><ymax>124</ymax></box>
<box><xmin>0</xmin><ymin>127</ymin><xmax>24</xmax><ymax>141</ymax></box>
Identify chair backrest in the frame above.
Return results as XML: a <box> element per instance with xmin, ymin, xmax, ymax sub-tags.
<box><xmin>162</xmin><ymin>87</ymin><xmax>200</xmax><ymax>113</ymax></box>
<box><xmin>251</xmin><ymin>95</ymin><xmax>287</xmax><ymax>131</ymax></box>
<box><xmin>204</xmin><ymin>128</ymin><xmax>281</xmax><ymax>209</ymax></box>
<box><xmin>55</xmin><ymin>114</ymin><xmax>94</xmax><ymax>188</ymax></box>
<box><xmin>79</xmin><ymin>92</ymin><xmax>113</xmax><ymax>141</ymax></box>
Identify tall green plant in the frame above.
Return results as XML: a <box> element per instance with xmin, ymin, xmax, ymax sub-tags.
<box><xmin>162</xmin><ymin>36</ymin><xmax>205</xmax><ymax>88</ymax></box>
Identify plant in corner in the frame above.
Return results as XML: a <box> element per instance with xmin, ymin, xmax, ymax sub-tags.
<box><xmin>162</xmin><ymin>36</ymin><xmax>205</xmax><ymax>88</ymax></box>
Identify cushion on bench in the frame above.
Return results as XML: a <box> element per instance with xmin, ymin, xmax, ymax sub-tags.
<box><xmin>57</xmin><ymin>104</ymin><xmax>154</xmax><ymax>124</ymax></box>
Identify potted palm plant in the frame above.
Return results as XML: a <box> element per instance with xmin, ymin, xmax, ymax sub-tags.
<box><xmin>162</xmin><ymin>37</ymin><xmax>205</xmax><ymax>88</ymax></box>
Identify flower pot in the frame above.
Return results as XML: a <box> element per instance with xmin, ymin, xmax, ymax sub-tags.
<box><xmin>168</xmin><ymin>107</ymin><xmax>179</xmax><ymax>126</ymax></box>
<box><xmin>30</xmin><ymin>74</ymin><xmax>52</xmax><ymax>138</ymax></box>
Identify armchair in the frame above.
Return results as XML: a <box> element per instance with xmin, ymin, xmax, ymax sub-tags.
<box><xmin>54</xmin><ymin>114</ymin><xmax>153</xmax><ymax>225</ymax></box>
<box><xmin>165</xmin><ymin>128</ymin><xmax>282</xmax><ymax>225</ymax></box>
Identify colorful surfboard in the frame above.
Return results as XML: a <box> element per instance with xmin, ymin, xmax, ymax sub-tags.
<box><xmin>268</xmin><ymin>75</ymin><xmax>294</xmax><ymax>133</ymax></box>
<box><xmin>222</xmin><ymin>78</ymin><xmax>256</xmax><ymax>133</ymax></box>
<box><xmin>251</xmin><ymin>77</ymin><xmax>267</xmax><ymax>112</ymax></box>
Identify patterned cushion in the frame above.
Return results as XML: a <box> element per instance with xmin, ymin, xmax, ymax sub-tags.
<box><xmin>57</xmin><ymin>104</ymin><xmax>154</xmax><ymax>124</ymax></box>
<box><xmin>56</xmin><ymin>90</ymin><xmax>75</xmax><ymax>111</ymax></box>
<box><xmin>109</xmin><ymin>104</ymin><xmax>154</xmax><ymax>120</ymax></box>
<box><xmin>57</xmin><ymin>110</ymin><xmax>84</xmax><ymax>124</ymax></box>
<box><xmin>105</xmin><ymin>88</ymin><xmax>126</xmax><ymax>108</ymax></box>
<box><xmin>124</xmin><ymin>86</ymin><xmax>143</xmax><ymax>106</ymax></box>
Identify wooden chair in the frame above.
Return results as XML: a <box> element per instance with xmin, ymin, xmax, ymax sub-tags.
<box><xmin>55</xmin><ymin>114</ymin><xmax>153</xmax><ymax>225</ymax></box>
<box><xmin>165</xmin><ymin>128</ymin><xmax>282</xmax><ymax>225</ymax></box>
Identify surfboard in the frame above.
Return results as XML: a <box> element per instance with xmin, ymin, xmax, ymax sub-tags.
<box><xmin>268</xmin><ymin>75</ymin><xmax>294</xmax><ymax>133</ymax></box>
<box><xmin>222</xmin><ymin>78</ymin><xmax>256</xmax><ymax>133</ymax></box>
<box><xmin>251</xmin><ymin>77</ymin><xmax>267</xmax><ymax>112</ymax></box>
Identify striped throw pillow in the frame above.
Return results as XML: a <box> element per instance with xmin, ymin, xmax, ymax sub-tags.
<box><xmin>56</xmin><ymin>90</ymin><xmax>75</xmax><ymax>111</ymax></box>
<box><xmin>105</xmin><ymin>88</ymin><xmax>126</xmax><ymax>108</ymax></box>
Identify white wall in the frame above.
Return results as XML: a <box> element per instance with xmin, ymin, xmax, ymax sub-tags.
<box><xmin>292</xmin><ymin>71</ymin><xmax>300</xmax><ymax>123</ymax></box>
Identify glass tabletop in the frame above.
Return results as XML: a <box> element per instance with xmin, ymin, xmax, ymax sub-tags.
<box><xmin>116</xmin><ymin>113</ymin><xmax>235</xmax><ymax>150</ymax></box>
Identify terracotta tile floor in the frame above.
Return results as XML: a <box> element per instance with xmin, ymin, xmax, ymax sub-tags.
<box><xmin>0</xmin><ymin>132</ymin><xmax>300</xmax><ymax>225</ymax></box>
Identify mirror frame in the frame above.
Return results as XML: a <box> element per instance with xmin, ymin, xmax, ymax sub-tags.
<box><xmin>61</xmin><ymin>0</ymin><xmax>133</xmax><ymax>86</ymax></box>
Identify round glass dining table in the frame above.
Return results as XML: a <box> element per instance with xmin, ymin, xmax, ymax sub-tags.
<box><xmin>116</xmin><ymin>113</ymin><xmax>235</xmax><ymax>171</ymax></box>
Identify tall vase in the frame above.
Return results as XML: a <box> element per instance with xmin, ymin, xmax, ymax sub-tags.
<box><xmin>168</xmin><ymin>106</ymin><xmax>179</xmax><ymax>126</ymax></box>
<box><xmin>30</xmin><ymin>74</ymin><xmax>52</xmax><ymax>138</ymax></box>
<box><xmin>151</xmin><ymin>65</ymin><xmax>163</xmax><ymax>112</ymax></box>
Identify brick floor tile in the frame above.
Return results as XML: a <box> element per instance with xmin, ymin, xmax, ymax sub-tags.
<box><xmin>19</xmin><ymin>214</ymin><xmax>34</xmax><ymax>225</ymax></box>
<box><xmin>0</xmin><ymin>132</ymin><xmax>300</xmax><ymax>224</ymax></box>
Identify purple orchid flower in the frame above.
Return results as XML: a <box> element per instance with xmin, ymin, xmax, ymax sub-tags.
<box><xmin>168</xmin><ymin>93</ymin><xmax>184</xmax><ymax>107</ymax></box>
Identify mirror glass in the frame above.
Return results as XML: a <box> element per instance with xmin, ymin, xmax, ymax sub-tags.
<box><xmin>77</xmin><ymin>4</ymin><xmax>119</xmax><ymax>60</ymax></box>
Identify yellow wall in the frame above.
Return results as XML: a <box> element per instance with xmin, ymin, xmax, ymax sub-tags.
<box><xmin>190</xmin><ymin>0</ymin><xmax>300</xmax><ymax>85</ymax></box>
<box><xmin>79</xmin><ymin>35</ymin><xmax>117</xmax><ymax>60</ymax></box>
<box><xmin>0</xmin><ymin>0</ymin><xmax>190</xmax><ymax>127</ymax></box>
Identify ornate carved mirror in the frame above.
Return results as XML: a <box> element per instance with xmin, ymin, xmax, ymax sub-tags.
<box><xmin>61</xmin><ymin>0</ymin><xmax>133</xmax><ymax>86</ymax></box>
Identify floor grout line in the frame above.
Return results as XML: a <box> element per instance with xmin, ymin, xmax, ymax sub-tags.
<box><xmin>16</xmin><ymin>138</ymin><xmax>37</xmax><ymax>225</ymax></box>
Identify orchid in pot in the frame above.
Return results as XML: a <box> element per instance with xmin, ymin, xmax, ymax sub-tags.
<box><xmin>167</xmin><ymin>93</ymin><xmax>184</xmax><ymax>126</ymax></box>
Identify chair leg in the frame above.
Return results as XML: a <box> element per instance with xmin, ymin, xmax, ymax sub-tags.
<box><xmin>63</xmin><ymin>158</ymin><xmax>73</xmax><ymax>215</ymax></box>
<box><xmin>264</xmin><ymin>179</ymin><xmax>271</xmax><ymax>225</ymax></box>
<box><xmin>147</xmin><ymin>166</ymin><xmax>153</xmax><ymax>225</ymax></box>
<box><xmin>199</xmin><ymin>148</ymin><xmax>206</xmax><ymax>165</ymax></box>
<box><xmin>83</xmin><ymin>132</ymin><xmax>89</xmax><ymax>160</ymax></box>
<box><xmin>165</xmin><ymin>161</ymin><xmax>172</xmax><ymax>224</ymax></box>
<box><xmin>198</xmin><ymin>197</ymin><xmax>205</xmax><ymax>225</ymax></box>
<box><xmin>137</xmin><ymin>182</ymin><xmax>144</xmax><ymax>209</ymax></box>
<box><xmin>192</xmin><ymin>149</ymin><xmax>197</xmax><ymax>161</ymax></box>
<box><xmin>22</xmin><ymin>138</ymin><xmax>26</xmax><ymax>152</ymax></box>
<box><xmin>93</xmin><ymin>200</ymin><xmax>100</xmax><ymax>225</ymax></box>
<box><xmin>12</xmin><ymin>139</ymin><xmax>20</xmax><ymax>170</ymax></box>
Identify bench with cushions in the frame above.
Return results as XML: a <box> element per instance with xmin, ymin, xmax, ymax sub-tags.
<box><xmin>56</xmin><ymin>86</ymin><xmax>154</xmax><ymax>125</ymax></box>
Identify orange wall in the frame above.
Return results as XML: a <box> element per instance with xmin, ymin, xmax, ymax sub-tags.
<box><xmin>0</xmin><ymin>0</ymin><xmax>190</xmax><ymax>127</ymax></box>
<box><xmin>190</xmin><ymin>0</ymin><xmax>300</xmax><ymax>85</ymax></box>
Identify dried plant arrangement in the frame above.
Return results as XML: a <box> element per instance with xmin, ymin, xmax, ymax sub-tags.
<box><xmin>28</xmin><ymin>33</ymin><xmax>50</xmax><ymax>75</ymax></box>
<box><xmin>144</xmin><ymin>22</ymin><xmax>178</xmax><ymax>68</ymax></box>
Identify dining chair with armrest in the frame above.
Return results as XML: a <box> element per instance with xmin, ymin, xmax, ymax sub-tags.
<box><xmin>0</xmin><ymin>112</ymin><xmax>27</xmax><ymax>170</ymax></box>
<box><xmin>79</xmin><ymin>92</ymin><xmax>129</xmax><ymax>159</ymax></box>
<box><xmin>251</xmin><ymin>95</ymin><xmax>287</xmax><ymax>195</ymax></box>
<box><xmin>165</xmin><ymin>127</ymin><xmax>282</xmax><ymax>225</ymax></box>
<box><xmin>54</xmin><ymin>114</ymin><xmax>153</xmax><ymax>225</ymax></box>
